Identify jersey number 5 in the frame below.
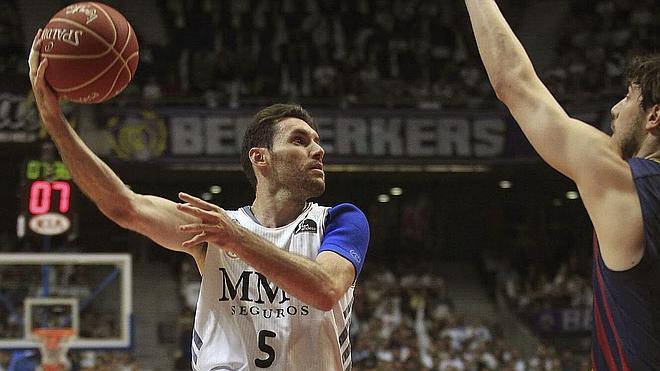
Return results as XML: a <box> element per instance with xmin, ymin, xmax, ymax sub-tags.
<box><xmin>255</xmin><ymin>330</ymin><xmax>276</xmax><ymax>368</ymax></box>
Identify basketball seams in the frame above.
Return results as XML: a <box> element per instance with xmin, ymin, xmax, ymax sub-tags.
<box><xmin>41</xmin><ymin>2</ymin><xmax>138</xmax><ymax>103</ymax></box>
<box><xmin>45</xmin><ymin>2</ymin><xmax>116</xmax><ymax>54</ymax></box>
<box><xmin>99</xmin><ymin>23</ymin><xmax>135</xmax><ymax>101</ymax></box>
<box><xmin>48</xmin><ymin>15</ymin><xmax>134</xmax><ymax>96</ymax></box>
<box><xmin>43</xmin><ymin>15</ymin><xmax>116</xmax><ymax>59</ymax></box>
<box><xmin>52</xmin><ymin>50</ymin><xmax>122</xmax><ymax>93</ymax></box>
<box><xmin>124</xmin><ymin>23</ymin><xmax>136</xmax><ymax>81</ymax></box>
<box><xmin>94</xmin><ymin>2</ymin><xmax>118</xmax><ymax>49</ymax></box>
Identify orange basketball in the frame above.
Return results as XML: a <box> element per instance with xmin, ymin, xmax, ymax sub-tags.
<box><xmin>40</xmin><ymin>2</ymin><xmax>139</xmax><ymax>104</ymax></box>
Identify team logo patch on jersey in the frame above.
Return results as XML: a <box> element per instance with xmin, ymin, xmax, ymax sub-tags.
<box><xmin>350</xmin><ymin>249</ymin><xmax>361</xmax><ymax>263</ymax></box>
<box><xmin>294</xmin><ymin>219</ymin><xmax>318</xmax><ymax>235</ymax></box>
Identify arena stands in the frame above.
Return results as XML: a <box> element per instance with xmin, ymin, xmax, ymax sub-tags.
<box><xmin>0</xmin><ymin>0</ymin><xmax>27</xmax><ymax>94</ymax></box>
<box><xmin>8</xmin><ymin>0</ymin><xmax>654</xmax><ymax>108</ymax></box>
<box><xmin>146</xmin><ymin>0</ymin><xmax>656</xmax><ymax>109</ymax></box>
<box><xmin>151</xmin><ymin>0</ymin><xmax>486</xmax><ymax>108</ymax></box>
<box><xmin>348</xmin><ymin>266</ymin><xmax>590</xmax><ymax>370</ymax></box>
<box><xmin>546</xmin><ymin>0</ymin><xmax>657</xmax><ymax>104</ymax></box>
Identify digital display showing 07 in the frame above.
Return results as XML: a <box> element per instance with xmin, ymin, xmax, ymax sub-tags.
<box><xmin>20</xmin><ymin>160</ymin><xmax>75</xmax><ymax>236</ymax></box>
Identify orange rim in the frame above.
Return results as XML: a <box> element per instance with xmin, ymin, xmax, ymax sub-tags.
<box><xmin>33</xmin><ymin>328</ymin><xmax>75</xmax><ymax>349</ymax></box>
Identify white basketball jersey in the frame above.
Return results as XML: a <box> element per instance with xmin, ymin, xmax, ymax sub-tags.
<box><xmin>192</xmin><ymin>203</ymin><xmax>354</xmax><ymax>371</ymax></box>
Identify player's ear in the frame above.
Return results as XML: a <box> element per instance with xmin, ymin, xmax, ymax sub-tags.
<box><xmin>249</xmin><ymin>147</ymin><xmax>269</xmax><ymax>168</ymax></box>
<box><xmin>647</xmin><ymin>104</ymin><xmax>660</xmax><ymax>134</ymax></box>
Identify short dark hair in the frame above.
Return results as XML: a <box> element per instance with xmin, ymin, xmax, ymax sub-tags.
<box><xmin>240</xmin><ymin>103</ymin><xmax>317</xmax><ymax>189</ymax></box>
<box><xmin>625</xmin><ymin>54</ymin><xmax>660</xmax><ymax>111</ymax></box>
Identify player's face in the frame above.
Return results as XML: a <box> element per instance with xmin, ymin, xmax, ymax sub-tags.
<box><xmin>611</xmin><ymin>85</ymin><xmax>646</xmax><ymax>159</ymax></box>
<box><xmin>268</xmin><ymin>118</ymin><xmax>325</xmax><ymax>198</ymax></box>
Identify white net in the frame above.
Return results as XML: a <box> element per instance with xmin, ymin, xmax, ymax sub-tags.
<box><xmin>34</xmin><ymin>329</ymin><xmax>74</xmax><ymax>371</ymax></box>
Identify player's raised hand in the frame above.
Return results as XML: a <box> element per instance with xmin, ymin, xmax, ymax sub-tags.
<box><xmin>176</xmin><ymin>192</ymin><xmax>241</xmax><ymax>250</ymax></box>
<box><xmin>28</xmin><ymin>29</ymin><xmax>60</xmax><ymax>122</ymax></box>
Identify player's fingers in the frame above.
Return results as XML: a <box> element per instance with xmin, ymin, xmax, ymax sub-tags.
<box><xmin>178</xmin><ymin>192</ymin><xmax>203</xmax><ymax>204</ymax></box>
<box><xmin>180</xmin><ymin>223</ymin><xmax>222</xmax><ymax>233</ymax></box>
<box><xmin>28</xmin><ymin>31</ymin><xmax>43</xmax><ymax>84</ymax></box>
<box><xmin>176</xmin><ymin>203</ymin><xmax>220</xmax><ymax>223</ymax></box>
<box><xmin>31</xmin><ymin>29</ymin><xmax>43</xmax><ymax>51</ymax></box>
<box><xmin>179</xmin><ymin>223</ymin><xmax>203</xmax><ymax>233</ymax></box>
<box><xmin>182</xmin><ymin>233</ymin><xmax>208</xmax><ymax>248</ymax></box>
<box><xmin>179</xmin><ymin>193</ymin><xmax>216</xmax><ymax>210</ymax></box>
<box><xmin>32</xmin><ymin>58</ymin><xmax>43</xmax><ymax>89</ymax></box>
<box><xmin>179</xmin><ymin>192</ymin><xmax>221</xmax><ymax>212</ymax></box>
<box><xmin>34</xmin><ymin>59</ymin><xmax>49</xmax><ymax>90</ymax></box>
<box><xmin>176</xmin><ymin>203</ymin><xmax>199</xmax><ymax>217</ymax></box>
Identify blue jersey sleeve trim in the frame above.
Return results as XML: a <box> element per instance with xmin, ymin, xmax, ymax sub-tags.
<box><xmin>319</xmin><ymin>203</ymin><xmax>369</xmax><ymax>280</ymax></box>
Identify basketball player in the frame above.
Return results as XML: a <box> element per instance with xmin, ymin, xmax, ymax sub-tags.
<box><xmin>29</xmin><ymin>30</ymin><xmax>369</xmax><ymax>370</ymax></box>
<box><xmin>463</xmin><ymin>1</ymin><xmax>659</xmax><ymax>368</ymax></box>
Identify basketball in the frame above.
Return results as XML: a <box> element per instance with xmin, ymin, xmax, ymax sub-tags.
<box><xmin>39</xmin><ymin>2</ymin><xmax>139</xmax><ymax>104</ymax></box>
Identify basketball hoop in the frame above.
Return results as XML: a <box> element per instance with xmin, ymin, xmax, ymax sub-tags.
<box><xmin>33</xmin><ymin>328</ymin><xmax>75</xmax><ymax>371</ymax></box>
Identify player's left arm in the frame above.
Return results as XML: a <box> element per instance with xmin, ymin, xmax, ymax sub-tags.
<box><xmin>317</xmin><ymin>203</ymin><xmax>370</xmax><ymax>286</ymax></box>
<box><xmin>176</xmin><ymin>194</ymin><xmax>369</xmax><ymax>311</ymax></box>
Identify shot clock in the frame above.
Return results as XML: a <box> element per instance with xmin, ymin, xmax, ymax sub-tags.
<box><xmin>18</xmin><ymin>159</ymin><xmax>77</xmax><ymax>237</ymax></box>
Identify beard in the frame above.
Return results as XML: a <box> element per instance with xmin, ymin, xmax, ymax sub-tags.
<box><xmin>612</xmin><ymin>116</ymin><xmax>645</xmax><ymax>159</ymax></box>
<box><xmin>300</xmin><ymin>175</ymin><xmax>326</xmax><ymax>198</ymax></box>
<box><xmin>270</xmin><ymin>155</ymin><xmax>326</xmax><ymax>199</ymax></box>
<box><xmin>282</xmin><ymin>171</ymin><xmax>325</xmax><ymax>199</ymax></box>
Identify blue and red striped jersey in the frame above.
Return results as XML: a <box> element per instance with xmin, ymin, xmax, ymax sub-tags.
<box><xmin>592</xmin><ymin>158</ymin><xmax>660</xmax><ymax>370</ymax></box>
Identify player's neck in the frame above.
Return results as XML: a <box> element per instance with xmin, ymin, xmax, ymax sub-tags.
<box><xmin>251</xmin><ymin>189</ymin><xmax>308</xmax><ymax>228</ymax></box>
<box><xmin>637</xmin><ymin>140</ymin><xmax>660</xmax><ymax>162</ymax></box>
<box><xmin>643</xmin><ymin>154</ymin><xmax>660</xmax><ymax>163</ymax></box>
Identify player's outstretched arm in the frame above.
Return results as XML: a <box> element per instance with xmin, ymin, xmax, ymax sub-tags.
<box><xmin>29</xmin><ymin>30</ymin><xmax>206</xmax><ymax>271</ymax></box>
<box><xmin>463</xmin><ymin>0</ymin><xmax>624</xmax><ymax>184</ymax></box>
<box><xmin>177</xmin><ymin>194</ymin><xmax>369</xmax><ymax>311</ymax></box>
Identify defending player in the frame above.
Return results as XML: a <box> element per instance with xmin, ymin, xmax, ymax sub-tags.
<box><xmin>29</xmin><ymin>30</ymin><xmax>369</xmax><ymax>370</ymax></box>
<box><xmin>463</xmin><ymin>1</ymin><xmax>659</xmax><ymax>368</ymax></box>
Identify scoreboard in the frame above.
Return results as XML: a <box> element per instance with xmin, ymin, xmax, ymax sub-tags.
<box><xmin>18</xmin><ymin>159</ymin><xmax>77</xmax><ymax>237</ymax></box>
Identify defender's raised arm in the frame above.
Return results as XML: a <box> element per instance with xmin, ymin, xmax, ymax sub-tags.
<box><xmin>464</xmin><ymin>2</ymin><xmax>660</xmax><ymax>367</ymax></box>
<box><xmin>463</xmin><ymin>0</ymin><xmax>624</xmax><ymax>184</ymax></box>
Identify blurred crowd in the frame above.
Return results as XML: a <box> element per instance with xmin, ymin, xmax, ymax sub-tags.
<box><xmin>3</xmin><ymin>0</ymin><xmax>657</xmax><ymax>109</ymax></box>
<box><xmin>0</xmin><ymin>0</ymin><xmax>25</xmax><ymax>94</ymax></box>
<box><xmin>147</xmin><ymin>0</ymin><xmax>494</xmax><ymax>109</ymax></box>
<box><xmin>349</xmin><ymin>267</ymin><xmax>589</xmax><ymax>370</ymax></box>
<box><xmin>497</xmin><ymin>251</ymin><xmax>592</xmax><ymax>313</ymax></box>
<box><xmin>544</xmin><ymin>0</ymin><xmax>657</xmax><ymax>103</ymax></box>
<box><xmin>130</xmin><ymin>0</ymin><xmax>660</xmax><ymax>108</ymax></box>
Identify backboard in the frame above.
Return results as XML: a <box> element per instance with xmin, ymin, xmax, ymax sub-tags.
<box><xmin>0</xmin><ymin>253</ymin><xmax>132</xmax><ymax>349</ymax></box>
